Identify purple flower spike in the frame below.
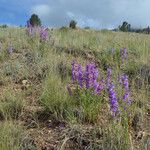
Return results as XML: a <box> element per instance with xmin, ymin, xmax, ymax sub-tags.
<box><xmin>120</xmin><ymin>48</ymin><xmax>128</xmax><ymax>64</ymax></box>
<box><xmin>93</xmin><ymin>67</ymin><xmax>99</xmax><ymax>88</ymax></box>
<box><xmin>71</xmin><ymin>60</ymin><xmax>78</xmax><ymax>82</ymax></box>
<box><xmin>119</xmin><ymin>74</ymin><xmax>131</xmax><ymax>105</ymax></box>
<box><xmin>26</xmin><ymin>21</ymin><xmax>49</xmax><ymax>41</ymax></box>
<box><xmin>85</xmin><ymin>63</ymin><xmax>99</xmax><ymax>89</ymax></box>
<box><xmin>26</xmin><ymin>20</ymin><xmax>35</xmax><ymax>36</ymax></box>
<box><xmin>40</xmin><ymin>27</ymin><xmax>49</xmax><ymax>41</ymax></box>
<box><xmin>78</xmin><ymin>65</ymin><xmax>83</xmax><ymax>88</ymax></box>
<box><xmin>27</xmin><ymin>20</ymin><xmax>32</xmax><ymax>28</ymax></box>
<box><xmin>26</xmin><ymin>27</ymin><xmax>34</xmax><ymax>36</ymax></box>
<box><xmin>85</xmin><ymin>64</ymin><xmax>90</xmax><ymax>89</ymax></box>
<box><xmin>108</xmin><ymin>83</ymin><xmax>119</xmax><ymax>117</ymax></box>
<box><xmin>71</xmin><ymin>60</ymin><xmax>84</xmax><ymax>88</ymax></box>
<box><xmin>94</xmin><ymin>79</ymin><xmax>105</xmax><ymax>95</ymax></box>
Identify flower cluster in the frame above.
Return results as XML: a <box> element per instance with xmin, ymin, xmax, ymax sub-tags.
<box><xmin>119</xmin><ymin>74</ymin><xmax>131</xmax><ymax>105</ymax></box>
<box><xmin>68</xmin><ymin>60</ymin><xmax>132</xmax><ymax>117</ymax></box>
<box><xmin>27</xmin><ymin>20</ymin><xmax>32</xmax><ymax>28</ymax></box>
<box><xmin>120</xmin><ymin>48</ymin><xmax>127</xmax><ymax>64</ymax></box>
<box><xmin>26</xmin><ymin>21</ymin><xmax>49</xmax><ymax>42</ymax></box>
<box><xmin>85</xmin><ymin>63</ymin><xmax>99</xmax><ymax>89</ymax></box>
<box><xmin>94</xmin><ymin>79</ymin><xmax>105</xmax><ymax>95</ymax></box>
<box><xmin>26</xmin><ymin>21</ymin><xmax>35</xmax><ymax>36</ymax></box>
<box><xmin>108</xmin><ymin>83</ymin><xmax>119</xmax><ymax>117</ymax></box>
<box><xmin>71</xmin><ymin>61</ymin><xmax>104</xmax><ymax>94</ymax></box>
<box><xmin>40</xmin><ymin>27</ymin><xmax>49</xmax><ymax>41</ymax></box>
<box><xmin>106</xmin><ymin>68</ymin><xmax>119</xmax><ymax>116</ymax></box>
<box><xmin>71</xmin><ymin>60</ymin><xmax>84</xmax><ymax>87</ymax></box>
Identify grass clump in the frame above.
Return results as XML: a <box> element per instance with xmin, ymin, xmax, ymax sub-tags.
<box><xmin>0</xmin><ymin>121</ymin><xmax>24</xmax><ymax>150</ymax></box>
<box><xmin>0</xmin><ymin>89</ymin><xmax>26</xmax><ymax>119</ymax></box>
<box><xmin>40</xmin><ymin>73</ymin><xmax>70</xmax><ymax>120</ymax></box>
<box><xmin>0</xmin><ymin>27</ymin><xmax>150</xmax><ymax>149</ymax></box>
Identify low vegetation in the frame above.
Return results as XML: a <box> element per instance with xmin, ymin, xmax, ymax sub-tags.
<box><xmin>0</xmin><ymin>26</ymin><xmax>149</xmax><ymax>150</ymax></box>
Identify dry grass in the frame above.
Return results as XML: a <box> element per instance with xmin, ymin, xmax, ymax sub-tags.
<box><xmin>0</xmin><ymin>27</ymin><xmax>149</xmax><ymax>150</ymax></box>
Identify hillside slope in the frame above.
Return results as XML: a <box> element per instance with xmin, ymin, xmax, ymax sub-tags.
<box><xmin>0</xmin><ymin>27</ymin><xmax>149</xmax><ymax>150</ymax></box>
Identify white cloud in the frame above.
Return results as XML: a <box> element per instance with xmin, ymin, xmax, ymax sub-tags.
<box><xmin>66</xmin><ymin>11</ymin><xmax>75</xmax><ymax>18</ymax></box>
<box><xmin>31</xmin><ymin>4</ymin><xmax>52</xmax><ymax>17</ymax></box>
<box><xmin>28</xmin><ymin>0</ymin><xmax>150</xmax><ymax>28</ymax></box>
<box><xmin>66</xmin><ymin>12</ymin><xmax>100</xmax><ymax>28</ymax></box>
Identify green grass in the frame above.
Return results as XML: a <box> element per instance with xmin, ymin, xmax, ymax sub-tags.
<box><xmin>0</xmin><ymin>121</ymin><xmax>24</xmax><ymax>150</ymax></box>
<box><xmin>0</xmin><ymin>27</ymin><xmax>149</xmax><ymax>149</ymax></box>
<box><xmin>0</xmin><ymin>89</ymin><xmax>26</xmax><ymax>119</ymax></box>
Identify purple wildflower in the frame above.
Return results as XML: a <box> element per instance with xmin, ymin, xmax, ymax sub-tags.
<box><xmin>71</xmin><ymin>60</ymin><xmax>78</xmax><ymax>82</ymax></box>
<box><xmin>28</xmin><ymin>28</ymin><xmax>34</xmax><ymax>36</ymax></box>
<box><xmin>93</xmin><ymin>66</ymin><xmax>99</xmax><ymax>88</ymax></box>
<box><xmin>71</xmin><ymin>61</ymin><xmax>84</xmax><ymax>87</ymax></box>
<box><xmin>40</xmin><ymin>27</ymin><xmax>49</xmax><ymax>41</ymax></box>
<box><xmin>118</xmin><ymin>75</ymin><xmax>123</xmax><ymax>84</ymax></box>
<box><xmin>85</xmin><ymin>63</ymin><xmax>99</xmax><ymax>89</ymax></box>
<box><xmin>122</xmin><ymin>75</ymin><xmax>129</xmax><ymax>91</ymax></box>
<box><xmin>70</xmin><ymin>61</ymin><xmax>105</xmax><ymax>94</ymax></box>
<box><xmin>26</xmin><ymin>26</ymin><xmax>34</xmax><ymax>36</ymax></box>
<box><xmin>108</xmin><ymin>83</ymin><xmax>119</xmax><ymax>117</ymax></box>
<box><xmin>78</xmin><ymin>65</ymin><xmax>83</xmax><ymax>88</ymax></box>
<box><xmin>94</xmin><ymin>79</ymin><xmax>105</xmax><ymax>94</ymax></box>
<box><xmin>26</xmin><ymin>20</ymin><xmax>34</xmax><ymax>36</ymax></box>
<box><xmin>85</xmin><ymin>64</ymin><xmax>90</xmax><ymax>88</ymax></box>
<box><xmin>119</xmin><ymin>74</ymin><xmax>131</xmax><ymax>105</ymax></box>
<box><xmin>27</xmin><ymin>20</ymin><xmax>32</xmax><ymax>28</ymax></box>
<box><xmin>120</xmin><ymin>48</ymin><xmax>127</xmax><ymax>64</ymax></box>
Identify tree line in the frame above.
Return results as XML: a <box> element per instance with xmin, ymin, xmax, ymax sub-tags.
<box><xmin>27</xmin><ymin>14</ymin><xmax>77</xmax><ymax>29</ymax></box>
<box><xmin>1</xmin><ymin>13</ymin><xmax>150</xmax><ymax>34</ymax></box>
<box><xmin>114</xmin><ymin>21</ymin><xmax>150</xmax><ymax>34</ymax></box>
<box><xmin>27</xmin><ymin>14</ymin><xmax>150</xmax><ymax>34</ymax></box>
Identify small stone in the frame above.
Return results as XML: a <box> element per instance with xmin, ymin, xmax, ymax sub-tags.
<box><xmin>22</xmin><ymin>80</ymin><xmax>28</xmax><ymax>85</ymax></box>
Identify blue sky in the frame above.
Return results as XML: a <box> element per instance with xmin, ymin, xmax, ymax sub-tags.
<box><xmin>0</xmin><ymin>0</ymin><xmax>46</xmax><ymax>26</ymax></box>
<box><xmin>0</xmin><ymin>0</ymin><xmax>150</xmax><ymax>28</ymax></box>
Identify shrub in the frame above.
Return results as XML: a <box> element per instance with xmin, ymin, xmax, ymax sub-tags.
<box><xmin>60</xmin><ymin>26</ymin><xmax>68</xmax><ymax>32</ymax></box>
<box><xmin>40</xmin><ymin>73</ymin><xmax>70</xmax><ymax>120</ymax></box>
<box><xmin>0</xmin><ymin>121</ymin><xmax>24</xmax><ymax>150</ymax></box>
<box><xmin>0</xmin><ymin>90</ymin><xmax>26</xmax><ymax>119</ymax></box>
<box><xmin>0</xmin><ymin>24</ymin><xmax>8</xmax><ymax>28</ymax></box>
<box><xmin>119</xmin><ymin>21</ymin><xmax>131</xmax><ymax>32</ymax></box>
<box><xmin>29</xmin><ymin>14</ymin><xmax>41</xmax><ymax>27</ymax></box>
<box><xmin>84</xmin><ymin>26</ymin><xmax>90</xmax><ymax>29</ymax></box>
<box><xmin>69</xmin><ymin>20</ymin><xmax>77</xmax><ymax>29</ymax></box>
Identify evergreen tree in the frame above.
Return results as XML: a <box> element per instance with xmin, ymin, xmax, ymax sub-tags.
<box><xmin>29</xmin><ymin>14</ymin><xmax>41</xmax><ymax>27</ymax></box>
<box><xmin>119</xmin><ymin>21</ymin><xmax>131</xmax><ymax>32</ymax></box>
<box><xmin>69</xmin><ymin>20</ymin><xmax>77</xmax><ymax>29</ymax></box>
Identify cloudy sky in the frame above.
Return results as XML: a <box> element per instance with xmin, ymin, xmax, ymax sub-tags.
<box><xmin>0</xmin><ymin>0</ymin><xmax>150</xmax><ymax>28</ymax></box>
